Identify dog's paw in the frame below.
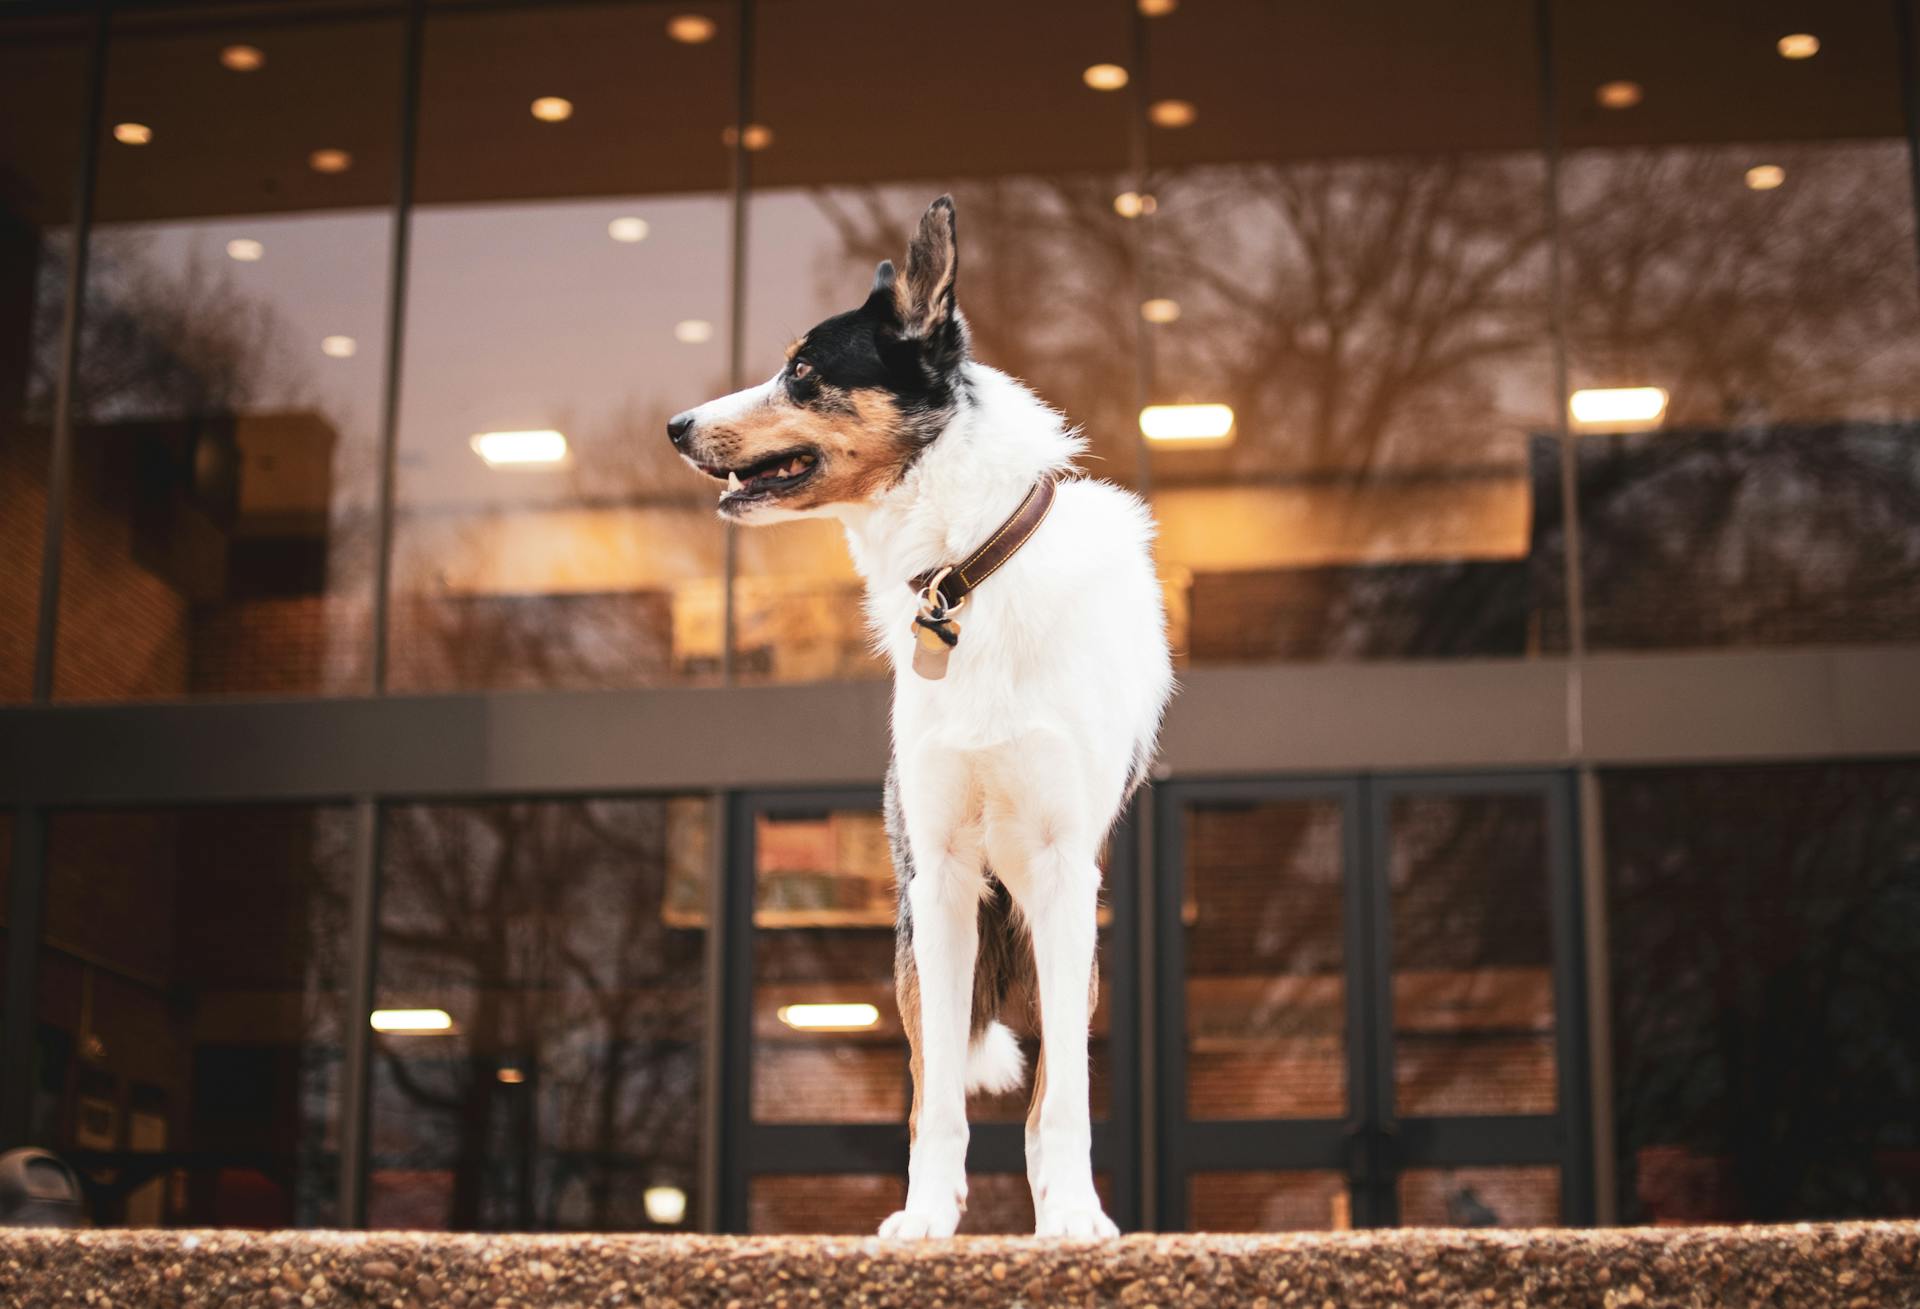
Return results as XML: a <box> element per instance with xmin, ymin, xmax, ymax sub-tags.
<box><xmin>1035</xmin><ymin>1205</ymin><xmax>1119</xmax><ymax>1240</ymax></box>
<box><xmin>878</xmin><ymin>1206</ymin><xmax>960</xmax><ymax>1239</ymax></box>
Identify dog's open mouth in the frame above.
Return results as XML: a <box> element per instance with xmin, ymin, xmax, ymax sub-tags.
<box><xmin>699</xmin><ymin>447</ymin><xmax>820</xmax><ymax>509</ymax></box>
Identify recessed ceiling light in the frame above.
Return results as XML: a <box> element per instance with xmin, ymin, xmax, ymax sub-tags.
<box><xmin>1595</xmin><ymin>80</ymin><xmax>1643</xmax><ymax>109</ymax></box>
<box><xmin>674</xmin><ymin>318</ymin><xmax>715</xmax><ymax>344</ymax></box>
<box><xmin>1138</xmin><ymin>0</ymin><xmax>1178</xmax><ymax>13</ymax></box>
<box><xmin>777</xmin><ymin>1003</ymin><xmax>881</xmax><ymax>1031</ymax></box>
<box><xmin>1113</xmin><ymin>191</ymin><xmax>1158</xmax><ymax>218</ymax></box>
<box><xmin>309</xmin><ymin>148</ymin><xmax>352</xmax><ymax>173</ymax></box>
<box><xmin>1148</xmin><ymin>99</ymin><xmax>1197</xmax><ymax>128</ymax></box>
<box><xmin>1140</xmin><ymin>298</ymin><xmax>1181</xmax><ymax>324</ymax></box>
<box><xmin>643</xmin><ymin>1186</ymin><xmax>689</xmax><ymax>1225</ymax></box>
<box><xmin>721</xmin><ymin>123</ymin><xmax>773</xmax><ymax>150</ymax></box>
<box><xmin>1083</xmin><ymin>63</ymin><xmax>1129</xmax><ymax>91</ymax></box>
<box><xmin>496</xmin><ymin>1066</ymin><xmax>526</xmax><ymax>1085</ymax></box>
<box><xmin>666</xmin><ymin>14</ymin><xmax>716</xmax><ymax>43</ymax></box>
<box><xmin>1142</xmin><ymin>403</ymin><xmax>1234</xmax><ymax>443</ymax></box>
<box><xmin>226</xmin><ymin>238</ymin><xmax>264</xmax><ymax>262</ymax></box>
<box><xmin>369</xmin><ymin>1008</ymin><xmax>453</xmax><ymax>1034</ymax></box>
<box><xmin>1744</xmin><ymin>164</ymin><xmax>1785</xmax><ymax>191</ymax></box>
<box><xmin>320</xmin><ymin>335</ymin><xmax>357</xmax><ymax>358</ymax></box>
<box><xmin>113</xmin><ymin>122</ymin><xmax>153</xmax><ymax>146</ymax></box>
<box><xmin>608</xmin><ymin>216</ymin><xmax>651</xmax><ymax>243</ymax></box>
<box><xmin>220</xmin><ymin>44</ymin><xmax>264</xmax><ymax>71</ymax></box>
<box><xmin>531</xmin><ymin>96</ymin><xmax>574</xmax><ymax>123</ymax></box>
<box><xmin>1776</xmin><ymin>33</ymin><xmax>1819</xmax><ymax>59</ymax></box>
<box><xmin>1569</xmin><ymin>386</ymin><xmax>1667</xmax><ymax>429</ymax></box>
<box><xmin>472</xmin><ymin>429</ymin><xmax>570</xmax><ymax>467</ymax></box>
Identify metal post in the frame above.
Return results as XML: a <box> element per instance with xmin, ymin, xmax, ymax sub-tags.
<box><xmin>720</xmin><ymin>0</ymin><xmax>757</xmax><ymax>686</ymax></box>
<box><xmin>335</xmin><ymin>799</ymin><xmax>383</xmax><ymax>1227</ymax></box>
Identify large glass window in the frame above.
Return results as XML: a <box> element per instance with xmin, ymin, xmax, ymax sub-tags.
<box><xmin>31</xmin><ymin>806</ymin><xmax>353</xmax><ymax>1227</ymax></box>
<box><xmin>1141</xmin><ymin>0</ymin><xmax>1554</xmax><ymax>663</ymax></box>
<box><xmin>386</xmin><ymin>2</ymin><xmax>734</xmax><ymax>691</ymax></box>
<box><xmin>371</xmin><ymin>797</ymin><xmax>708</xmax><ymax>1230</ymax></box>
<box><xmin>52</xmin><ymin>4</ymin><xmax>405</xmax><ymax>700</ymax></box>
<box><xmin>1549</xmin><ymin>1</ymin><xmax>1920</xmax><ymax>651</ymax></box>
<box><xmin>1606</xmin><ymin>762</ymin><xmax>1920</xmax><ymax>1222</ymax></box>
<box><xmin>0</xmin><ymin>14</ymin><xmax>91</xmax><ymax>700</ymax></box>
<box><xmin>736</xmin><ymin>0</ymin><xmax>1135</xmax><ymax>683</ymax></box>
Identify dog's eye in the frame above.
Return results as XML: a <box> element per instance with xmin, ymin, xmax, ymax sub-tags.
<box><xmin>791</xmin><ymin>360</ymin><xmax>814</xmax><ymax>381</ymax></box>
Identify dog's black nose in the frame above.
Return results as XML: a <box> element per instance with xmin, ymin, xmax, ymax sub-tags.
<box><xmin>667</xmin><ymin>412</ymin><xmax>695</xmax><ymax>446</ymax></box>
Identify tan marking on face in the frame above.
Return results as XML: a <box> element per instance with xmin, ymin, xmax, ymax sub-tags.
<box><xmin>686</xmin><ymin>385</ymin><xmax>921</xmax><ymax>515</ymax></box>
<box><xmin>784</xmin><ymin>337</ymin><xmax>805</xmax><ymax>361</ymax></box>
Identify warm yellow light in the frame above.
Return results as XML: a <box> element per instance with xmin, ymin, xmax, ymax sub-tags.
<box><xmin>777</xmin><ymin>1003</ymin><xmax>881</xmax><ymax>1032</ymax></box>
<box><xmin>1776</xmin><ymin>32</ymin><xmax>1819</xmax><ymax>59</ymax></box>
<box><xmin>370</xmin><ymin>1008</ymin><xmax>453</xmax><ymax>1034</ymax></box>
<box><xmin>722</xmin><ymin>123</ymin><xmax>773</xmax><ymax>150</ymax></box>
<box><xmin>608</xmin><ymin>216</ymin><xmax>651</xmax><ymax>243</ymax></box>
<box><xmin>1083</xmin><ymin>63</ymin><xmax>1130</xmax><ymax>91</ymax></box>
<box><xmin>643</xmin><ymin>1186</ymin><xmax>689</xmax><ymax>1225</ymax></box>
<box><xmin>666</xmin><ymin>14</ymin><xmax>717</xmax><ymax>43</ymax></box>
<box><xmin>1148</xmin><ymin>99</ymin><xmax>1197</xmax><ymax>128</ymax></box>
<box><xmin>471</xmin><ymin>429</ymin><xmax>570</xmax><ymax>467</ymax></box>
<box><xmin>1595</xmin><ymin>80</ymin><xmax>1643</xmax><ymax>109</ymax></box>
<box><xmin>674</xmin><ymin>318</ymin><xmax>715</xmax><ymax>344</ymax></box>
<box><xmin>320</xmin><ymin>335</ymin><xmax>357</xmax><ymax>358</ymax></box>
<box><xmin>1141</xmin><ymin>403</ymin><xmax>1234</xmax><ymax>443</ymax></box>
<box><xmin>226</xmin><ymin>238</ymin><xmax>264</xmax><ymax>262</ymax></box>
<box><xmin>1745</xmin><ymin>164</ymin><xmax>1785</xmax><ymax>191</ymax></box>
<box><xmin>113</xmin><ymin>122</ymin><xmax>153</xmax><ymax>146</ymax></box>
<box><xmin>531</xmin><ymin>96</ymin><xmax>574</xmax><ymax>123</ymax></box>
<box><xmin>1140</xmin><ymin>298</ymin><xmax>1181</xmax><ymax>324</ymax></box>
<box><xmin>1138</xmin><ymin>0</ymin><xmax>1178</xmax><ymax>13</ymax></box>
<box><xmin>220</xmin><ymin>44</ymin><xmax>264</xmax><ymax>71</ymax></box>
<box><xmin>496</xmin><ymin>1066</ymin><xmax>526</xmax><ymax>1085</ymax></box>
<box><xmin>309</xmin><ymin>148</ymin><xmax>352</xmax><ymax>173</ymax></box>
<box><xmin>1113</xmin><ymin>191</ymin><xmax>1157</xmax><ymax>219</ymax></box>
<box><xmin>1569</xmin><ymin>386</ymin><xmax>1668</xmax><ymax>429</ymax></box>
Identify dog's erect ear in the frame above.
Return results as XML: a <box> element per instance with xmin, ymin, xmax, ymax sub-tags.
<box><xmin>898</xmin><ymin>195</ymin><xmax>960</xmax><ymax>342</ymax></box>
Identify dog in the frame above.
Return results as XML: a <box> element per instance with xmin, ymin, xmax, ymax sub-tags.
<box><xmin>669</xmin><ymin>196</ymin><xmax>1173</xmax><ymax>1238</ymax></box>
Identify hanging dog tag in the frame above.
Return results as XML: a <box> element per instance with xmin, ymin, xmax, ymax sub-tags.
<box><xmin>911</xmin><ymin>613</ymin><xmax>960</xmax><ymax>680</ymax></box>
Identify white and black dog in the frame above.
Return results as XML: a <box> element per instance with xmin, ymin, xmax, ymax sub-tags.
<box><xmin>670</xmin><ymin>196</ymin><xmax>1173</xmax><ymax>1238</ymax></box>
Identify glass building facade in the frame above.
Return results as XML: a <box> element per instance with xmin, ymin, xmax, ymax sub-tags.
<box><xmin>1</xmin><ymin>0</ymin><xmax>1917</xmax><ymax>1233</ymax></box>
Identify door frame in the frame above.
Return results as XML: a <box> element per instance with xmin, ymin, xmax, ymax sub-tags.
<box><xmin>1152</xmin><ymin>770</ymin><xmax>1593</xmax><ymax>1229</ymax></box>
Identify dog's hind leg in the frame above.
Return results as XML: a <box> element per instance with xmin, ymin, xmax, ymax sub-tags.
<box><xmin>880</xmin><ymin>752</ymin><xmax>984</xmax><ymax>1239</ymax></box>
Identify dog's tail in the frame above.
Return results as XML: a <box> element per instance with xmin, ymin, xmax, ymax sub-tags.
<box><xmin>965</xmin><ymin>1020</ymin><xmax>1026</xmax><ymax>1096</ymax></box>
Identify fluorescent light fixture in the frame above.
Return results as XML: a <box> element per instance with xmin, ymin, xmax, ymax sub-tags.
<box><xmin>531</xmin><ymin>96</ymin><xmax>574</xmax><ymax>122</ymax></box>
<box><xmin>777</xmin><ymin>1002</ymin><xmax>881</xmax><ymax>1032</ymax></box>
<box><xmin>1148</xmin><ymin>99</ymin><xmax>1197</xmax><ymax>128</ymax></box>
<box><xmin>309</xmin><ymin>148</ymin><xmax>352</xmax><ymax>173</ymax></box>
<box><xmin>608</xmin><ymin>216</ymin><xmax>651</xmax><ymax>243</ymax></box>
<box><xmin>1083</xmin><ymin>63</ymin><xmax>1129</xmax><ymax>91</ymax></box>
<box><xmin>370</xmin><ymin>1008</ymin><xmax>453</xmax><ymax>1034</ymax></box>
<box><xmin>113</xmin><ymin>122</ymin><xmax>153</xmax><ymax>146</ymax></box>
<box><xmin>1569</xmin><ymin>386</ymin><xmax>1668</xmax><ymax>429</ymax></box>
<box><xmin>1595</xmin><ymin>80</ymin><xmax>1643</xmax><ymax>109</ymax></box>
<box><xmin>1113</xmin><ymin>191</ymin><xmax>1157</xmax><ymax>219</ymax></box>
<box><xmin>320</xmin><ymin>335</ymin><xmax>357</xmax><ymax>358</ymax></box>
<box><xmin>666</xmin><ymin>14</ymin><xmax>717</xmax><ymax>43</ymax></box>
<box><xmin>644</xmin><ymin>1186</ymin><xmax>689</xmax><ymax>1225</ymax></box>
<box><xmin>674</xmin><ymin>318</ymin><xmax>715</xmax><ymax>344</ymax></box>
<box><xmin>1776</xmin><ymin>32</ymin><xmax>1819</xmax><ymax>59</ymax></box>
<box><xmin>220</xmin><ymin>44</ymin><xmax>264</xmax><ymax>71</ymax></box>
<box><xmin>471</xmin><ymin>429</ymin><xmax>570</xmax><ymax>467</ymax></box>
<box><xmin>226</xmin><ymin>238</ymin><xmax>264</xmax><ymax>262</ymax></box>
<box><xmin>496</xmin><ymin>1066</ymin><xmax>526</xmax><ymax>1085</ymax></box>
<box><xmin>1140</xmin><ymin>298</ymin><xmax>1181</xmax><ymax>324</ymax></box>
<box><xmin>1141</xmin><ymin>403</ymin><xmax>1234</xmax><ymax>443</ymax></box>
<box><xmin>1745</xmin><ymin>164</ymin><xmax>1785</xmax><ymax>191</ymax></box>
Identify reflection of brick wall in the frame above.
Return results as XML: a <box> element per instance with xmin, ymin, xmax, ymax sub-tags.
<box><xmin>0</xmin><ymin>427</ymin><xmax>46</xmax><ymax>699</ymax></box>
<box><xmin>189</xmin><ymin>596</ymin><xmax>365</xmax><ymax>696</ymax></box>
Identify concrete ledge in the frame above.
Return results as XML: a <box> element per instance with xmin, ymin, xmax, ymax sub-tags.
<box><xmin>3</xmin><ymin>1224</ymin><xmax>1918</xmax><ymax>1308</ymax></box>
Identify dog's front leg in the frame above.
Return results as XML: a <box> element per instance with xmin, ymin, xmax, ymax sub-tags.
<box><xmin>880</xmin><ymin>762</ymin><xmax>981</xmax><ymax>1239</ymax></box>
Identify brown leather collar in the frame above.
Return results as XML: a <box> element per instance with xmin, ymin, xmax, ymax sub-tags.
<box><xmin>907</xmin><ymin>473</ymin><xmax>1060</xmax><ymax>612</ymax></box>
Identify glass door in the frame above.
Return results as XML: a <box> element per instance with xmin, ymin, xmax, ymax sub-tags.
<box><xmin>1155</xmin><ymin>773</ymin><xmax>1590</xmax><ymax>1229</ymax></box>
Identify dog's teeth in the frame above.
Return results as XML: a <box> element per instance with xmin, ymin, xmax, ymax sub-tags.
<box><xmin>727</xmin><ymin>470</ymin><xmax>743</xmax><ymax>492</ymax></box>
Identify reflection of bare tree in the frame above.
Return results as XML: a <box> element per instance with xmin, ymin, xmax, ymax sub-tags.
<box><xmin>1606</xmin><ymin>764</ymin><xmax>1920</xmax><ymax>1222</ymax></box>
<box><xmin>377</xmin><ymin>799</ymin><xmax>705</xmax><ymax>1230</ymax></box>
